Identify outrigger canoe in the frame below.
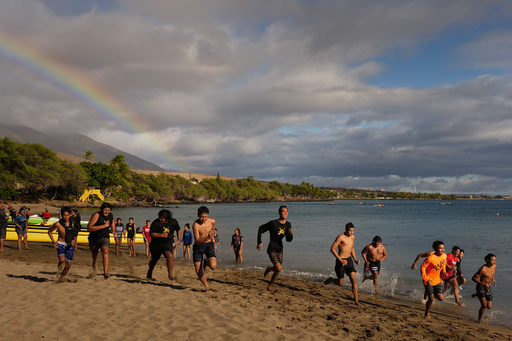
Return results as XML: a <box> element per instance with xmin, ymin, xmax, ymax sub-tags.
<box><xmin>6</xmin><ymin>223</ymin><xmax>144</xmax><ymax>245</ymax></box>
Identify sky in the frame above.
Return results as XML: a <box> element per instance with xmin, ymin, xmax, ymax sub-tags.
<box><xmin>1</xmin><ymin>0</ymin><xmax>512</xmax><ymax>195</ymax></box>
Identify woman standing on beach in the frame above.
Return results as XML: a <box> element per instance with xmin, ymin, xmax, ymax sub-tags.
<box><xmin>114</xmin><ymin>218</ymin><xmax>125</xmax><ymax>255</ymax></box>
<box><xmin>125</xmin><ymin>217</ymin><xmax>136</xmax><ymax>257</ymax></box>
<box><xmin>15</xmin><ymin>207</ymin><xmax>29</xmax><ymax>250</ymax></box>
<box><xmin>181</xmin><ymin>223</ymin><xmax>193</xmax><ymax>260</ymax></box>
<box><xmin>231</xmin><ymin>228</ymin><xmax>243</xmax><ymax>262</ymax></box>
<box><xmin>142</xmin><ymin>220</ymin><xmax>151</xmax><ymax>257</ymax></box>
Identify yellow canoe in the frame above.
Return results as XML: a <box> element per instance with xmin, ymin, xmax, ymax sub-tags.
<box><xmin>6</xmin><ymin>224</ymin><xmax>144</xmax><ymax>245</ymax></box>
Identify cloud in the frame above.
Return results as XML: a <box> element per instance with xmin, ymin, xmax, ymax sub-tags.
<box><xmin>1</xmin><ymin>0</ymin><xmax>512</xmax><ymax>194</ymax></box>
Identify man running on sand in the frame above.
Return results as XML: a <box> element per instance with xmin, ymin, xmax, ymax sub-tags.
<box><xmin>420</xmin><ymin>240</ymin><xmax>447</xmax><ymax>318</ymax></box>
<box><xmin>87</xmin><ymin>202</ymin><xmax>115</xmax><ymax>279</ymax></box>
<box><xmin>47</xmin><ymin>207</ymin><xmax>80</xmax><ymax>282</ymax></box>
<box><xmin>257</xmin><ymin>206</ymin><xmax>293</xmax><ymax>291</ymax></box>
<box><xmin>472</xmin><ymin>253</ymin><xmax>497</xmax><ymax>323</ymax></box>
<box><xmin>256</xmin><ymin>206</ymin><xmax>293</xmax><ymax>291</ymax></box>
<box><xmin>324</xmin><ymin>222</ymin><xmax>360</xmax><ymax>305</ymax></box>
<box><xmin>361</xmin><ymin>235</ymin><xmax>387</xmax><ymax>294</ymax></box>
<box><xmin>146</xmin><ymin>209</ymin><xmax>181</xmax><ymax>281</ymax></box>
<box><xmin>192</xmin><ymin>206</ymin><xmax>217</xmax><ymax>290</ymax></box>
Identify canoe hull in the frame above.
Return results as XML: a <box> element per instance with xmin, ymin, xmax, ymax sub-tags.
<box><xmin>6</xmin><ymin>225</ymin><xmax>144</xmax><ymax>245</ymax></box>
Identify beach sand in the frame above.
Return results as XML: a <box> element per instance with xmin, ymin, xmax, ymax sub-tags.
<box><xmin>1</xmin><ymin>242</ymin><xmax>511</xmax><ymax>341</ymax></box>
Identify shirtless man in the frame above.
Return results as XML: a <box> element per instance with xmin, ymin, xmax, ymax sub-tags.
<box><xmin>324</xmin><ymin>222</ymin><xmax>360</xmax><ymax>305</ymax></box>
<box><xmin>361</xmin><ymin>236</ymin><xmax>387</xmax><ymax>294</ymax></box>
<box><xmin>47</xmin><ymin>207</ymin><xmax>80</xmax><ymax>282</ymax></box>
<box><xmin>472</xmin><ymin>253</ymin><xmax>497</xmax><ymax>323</ymax></box>
<box><xmin>420</xmin><ymin>240</ymin><xmax>447</xmax><ymax>318</ymax></box>
<box><xmin>192</xmin><ymin>206</ymin><xmax>217</xmax><ymax>289</ymax></box>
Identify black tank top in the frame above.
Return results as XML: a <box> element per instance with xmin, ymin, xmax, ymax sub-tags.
<box><xmin>89</xmin><ymin>211</ymin><xmax>113</xmax><ymax>240</ymax></box>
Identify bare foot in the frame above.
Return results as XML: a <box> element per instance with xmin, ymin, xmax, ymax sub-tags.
<box><xmin>267</xmin><ymin>285</ymin><xmax>273</xmax><ymax>291</ymax></box>
<box><xmin>146</xmin><ymin>277</ymin><xmax>156</xmax><ymax>281</ymax></box>
<box><xmin>87</xmin><ymin>267</ymin><xmax>97</xmax><ymax>279</ymax></box>
<box><xmin>457</xmin><ymin>302</ymin><xmax>465</xmax><ymax>307</ymax></box>
<box><xmin>424</xmin><ymin>314</ymin><xmax>431</xmax><ymax>319</ymax></box>
<box><xmin>103</xmin><ymin>273</ymin><xmax>110</xmax><ymax>280</ymax></box>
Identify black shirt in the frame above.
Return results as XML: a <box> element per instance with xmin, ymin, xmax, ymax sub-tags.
<box><xmin>257</xmin><ymin>219</ymin><xmax>293</xmax><ymax>254</ymax></box>
<box><xmin>89</xmin><ymin>211</ymin><xmax>113</xmax><ymax>240</ymax></box>
<box><xmin>149</xmin><ymin>218</ymin><xmax>180</xmax><ymax>245</ymax></box>
<box><xmin>59</xmin><ymin>218</ymin><xmax>80</xmax><ymax>245</ymax></box>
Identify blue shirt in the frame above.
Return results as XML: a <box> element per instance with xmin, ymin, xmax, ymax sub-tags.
<box><xmin>15</xmin><ymin>214</ymin><xmax>27</xmax><ymax>230</ymax></box>
<box><xmin>182</xmin><ymin>230</ymin><xmax>193</xmax><ymax>245</ymax></box>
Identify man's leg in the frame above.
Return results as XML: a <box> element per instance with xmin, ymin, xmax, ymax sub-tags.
<box><xmin>477</xmin><ymin>296</ymin><xmax>487</xmax><ymax>322</ymax></box>
<box><xmin>425</xmin><ymin>294</ymin><xmax>434</xmax><ymax>318</ymax></box>
<box><xmin>100</xmin><ymin>245</ymin><xmax>110</xmax><ymax>279</ymax></box>
<box><xmin>373</xmin><ymin>272</ymin><xmax>380</xmax><ymax>294</ymax></box>
<box><xmin>164</xmin><ymin>250</ymin><xmax>175</xmax><ymax>280</ymax></box>
<box><xmin>348</xmin><ymin>272</ymin><xmax>359</xmax><ymax>305</ymax></box>
<box><xmin>450</xmin><ymin>278</ymin><xmax>464</xmax><ymax>306</ymax></box>
<box><xmin>194</xmin><ymin>261</ymin><xmax>209</xmax><ymax>289</ymax></box>
<box><xmin>266</xmin><ymin>262</ymin><xmax>282</xmax><ymax>291</ymax></box>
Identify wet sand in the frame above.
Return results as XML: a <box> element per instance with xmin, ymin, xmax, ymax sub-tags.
<box><xmin>1</xmin><ymin>242</ymin><xmax>511</xmax><ymax>340</ymax></box>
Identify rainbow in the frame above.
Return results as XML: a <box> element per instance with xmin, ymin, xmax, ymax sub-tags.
<box><xmin>0</xmin><ymin>28</ymin><xmax>185</xmax><ymax>171</ymax></box>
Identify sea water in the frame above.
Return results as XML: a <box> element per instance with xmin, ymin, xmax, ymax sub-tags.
<box><xmin>77</xmin><ymin>200</ymin><xmax>511</xmax><ymax>327</ymax></box>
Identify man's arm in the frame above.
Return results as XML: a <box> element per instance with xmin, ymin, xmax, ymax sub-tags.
<box><xmin>472</xmin><ymin>266</ymin><xmax>486</xmax><ymax>288</ymax></box>
<box><xmin>285</xmin><ymin>225</ymin><xmax>293</xmax><ymax>242</ymax></box>
<box><xmin>330</xmin><ymin>235</ymin><xmax>346</xmax><ymax>264</ymax></box>
<box><xmin>256</xmin><ymin>222</ymin><xmax>269</xmax><ymax>251</ymax></box>
<box><xmin>420</xmin><ymin>257</ymin><xmax>432</xmax><ymax>285</ymax></box>
<box><xmin>381</xmin><ymin>246</ymin><xmax>387</xmax><ymax>262</ymax></box>
<box><xmin>176</xmin><ymin>229</ymin><xmax>182</xmax><ymax>247</ymax></box>
<box><xmin>87</xmin><ymin>213</ymin><xmax>106</xmax><ymax>232</ymax></box>
<box><xmin>47</xmin><ymin>222</ymin><xmax>59</xmax><ymax>248</ymax></box>
<box><xmin>351</xmin><ymin>242</ymin><xmax>359</xmax><ymax>264</ymax></box>
<box><xmin>411</xmin><ymin>251</ymin><xmax>433</xmax><ymax>270</ymax></box>
<box><xmin>361</xmin><ymin>245</ymin><xmax>369</xmax><ymax>264</ymax></box>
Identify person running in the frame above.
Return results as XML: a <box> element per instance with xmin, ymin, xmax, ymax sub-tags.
<box><xmin>87</xmin><ymin>202</ymin><xmax>115</xmax><ymax>279</ymax></box>
<box><xmin>142</xmin><ymin>220</ymin><xmax>151</xmax><ymax>257</ymax></box>
<box><xmin>361</xmin><ymin>235</ymin><xmax>387</xmax><ymax>294</ymax></box>
<box><xmin>324</xmin><ymin>222</ymin><xmax>360</xmax><ymax>305</ymax></box>
<box><xmin>213</xmin><ymin>228</ymin><xmax>220</xmax><ymax>252</ymax></box>
<box><xmin>472</xmin><ymin>253</ymin><xmax>497</xmax><ymax>323</ymax></box>
<box><xmin>441</xmin><ymin>246</ymin><xmax>464</xmax><ymax>306</ymax></box>
<box><xmin>0</xmin><ymin>202</ymin><xmax>8</xmax><ymax>251</ymax></box>
<box><xmin>15</xmin><ymin>207</ymin><xmax>29</xmax><ymax>250</ymax></box>
<box><xmin>411</xmin><ymin>250</ymin><xmax>435</xmax><ymax>270</ymax></box>
<box><xmin>181</xmin><ymin>223</ymin><xmax>193</xmax><ymax>260</ymax></box>
<box><xmin>192</xmin><ymin>206</ymin><xmax>217</xmax><ymax>290</ymax></box>
<box><xmin>126</xmin><ymin>217</ymin><xmax>137</xmax><ymax>257</ymax></box>
<box><xmin>231</xmin><ymin>228</ymin><xmax>244</xmax><ymax>263</ymax></box>
<box><xmin>47</xmin><ymin>207</ymin><xmax>80</xmax><ymax>282</ymax></box>
<box><xmin>456</xmin><ymin>249</ymin><xmax>467</xmax><ymax>289</ymax></box>
<box><xmin>257</xmin><ymin>205</ymin><xmax>293</xmax><ymax>291</ymax></box>
<box><xmin>420</xmin><ymin>240</ymin><xmax>447</xmax><ymax>318</ymax></box>
<box><xmin>146</xmin><ymin>209</ymin><xmax>181</xmax><ymax>281</ymax></box>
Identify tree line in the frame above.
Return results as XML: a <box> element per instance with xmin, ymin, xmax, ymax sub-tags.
<box><xmin>0</xmin><ymin>138</ymin><xmax>335</xmax><ymax>203</ymax></box>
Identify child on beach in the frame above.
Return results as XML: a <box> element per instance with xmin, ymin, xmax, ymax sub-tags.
<box><xmin>15</xmin><ymin>207</ymin><xmax>29</xmax><ymax>250</ymax></box>
<box><xmin>230</xmin><ymin>228</ymin><xmax>243</xmax><ymax>262</ymax></box>
<box><xmin>47</xmin><ymin>206</ymin><xmax>80</xmax><ymax>282</ymax></box>
<box><xmin>182</xmin><ymin>223</ymin><xmax>193</xmax><ymax>260</ymax></box>
<box><xmin>472</xmin><ymin>253</ymin><xmax>497</xmax><ymax>323</ymax></box>
<box><xmin>114</xmin><ymin>218</ymin><xmax>125</xmax><ymax>255</ymax></box>
<box><xmin>420</xmin><ymin>240</ymin><xmax>447</xmax><ymax>318</ymax></box>
<box><xmin>142</xmin><ymin>220</ymin><xmax>151</xmax><ymax>257</ymax></box>
<box><xmin>126</xmin><ymin>217</ymin><xmax>136</xmax><ymax>257</ymax></box>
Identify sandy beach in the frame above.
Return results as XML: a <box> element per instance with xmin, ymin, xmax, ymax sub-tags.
<box><xmin>1</xmin><ymin>241</ymin><xmax>511</xmax><ymax>341</ymax></box>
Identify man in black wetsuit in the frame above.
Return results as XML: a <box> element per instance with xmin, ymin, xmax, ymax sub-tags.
<box><xmin>146</xmin><ymin>209</ymin><xmax>181</xmax><ymax>281</ymax></box>
<box><xmin>256</xmin><ymin>205</ymin><xmax>293</xmax><ymax>291</ymax></box>
<box><xmin>87</xmin><ymin>202</ymin><xmax>115</xmax><ymax>279</ymax></box>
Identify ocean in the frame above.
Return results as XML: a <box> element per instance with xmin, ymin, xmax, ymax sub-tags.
<box><xmin>77</xmin><ymin>200</ymin><xmax>511</xmax><ymax>327</ymax></box>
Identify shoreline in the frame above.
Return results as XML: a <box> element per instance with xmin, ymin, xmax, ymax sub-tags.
<box><xmin>1</xmin><ymin>241</ymin><xmax>511</xmax><ymax>340</ymax></box>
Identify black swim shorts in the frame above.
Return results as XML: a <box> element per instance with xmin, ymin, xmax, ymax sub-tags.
<box><xmin>150</xmin><ymin>241</ymin><xmax>174</xmax><ymax>262</ymax></box>
<box><xmin>476</xmin><ymin>283</ymin><xmax>493</xmax><ymax>301</ymax></box>
<box><xmin>335</xmin><ymin>257</ymin><xmax>357</xmax><ymax>279</ymax></box>
<box><xmin>193</xmin><ymin>241</ymin><xmax>216</xmax><ymax>263</ymax></box>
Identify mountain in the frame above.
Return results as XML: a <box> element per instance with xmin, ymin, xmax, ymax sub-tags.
<box><xmin>0</xmin><ymin>125</ymin><xmax>165</xmax><ymax>171</ymax></box>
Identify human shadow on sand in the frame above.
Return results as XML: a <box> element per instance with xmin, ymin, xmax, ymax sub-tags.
<box><xmin>6</xmin><ymin>274</ymin><xmax>50</xmax><ymax>283</ymax></box>
<box><xmin>117</xmin><ymin>277</ymin><xmax>188</xmax><ymax>290</ymax></box>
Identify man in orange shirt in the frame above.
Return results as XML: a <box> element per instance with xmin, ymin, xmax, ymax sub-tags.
<box><xmin>420</xmin><ymin>240</ymin><xmax>447</xmax><ymax>318</ymax></box>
